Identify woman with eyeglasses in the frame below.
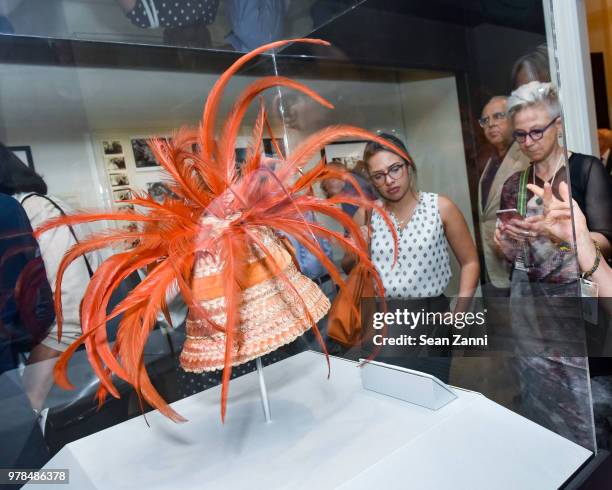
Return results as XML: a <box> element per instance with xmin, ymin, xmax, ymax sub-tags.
<box><xmin>495</xmin><ymin>81</ymin><xmax>612</xmax><ymax>284</ymax></box>
<box><xmin>494</xmin><ymin>81</ymin><xmax>612</xmax><ymax>449</ymax></box>
<box><xmin>342</xmin><ymin>133</ymin><xmax>479</xmax><ymax>381</ymax></box>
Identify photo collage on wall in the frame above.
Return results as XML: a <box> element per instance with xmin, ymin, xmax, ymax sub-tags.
<box><xmin>101</xmin><ymin>137</ymin><xmax>174</xmax><ymax>207</ymax></box>
<box><xmin>103</xmin><ymin>140</ymin><xmax>133</xmax><ymax>212</ymax></box>
<box><xmin>130</xmin><ymin>136</ymin><xmax>179</xmax><ymax>205</ymax></box>
<box><xmin>131</xmin><ymin>138</ymin><xmax>162</xmax><ymax>169</ymax></box>
<box><xmin>102</xmin><ymin>136</ymin><xmax>284</xmax><ymax>210</ymax></box>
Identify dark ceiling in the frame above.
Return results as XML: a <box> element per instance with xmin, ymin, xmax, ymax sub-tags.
<box><xmin>353</xmin><ymin>0</ymin><xmax>545</xmax><ymax>32</ymax></box>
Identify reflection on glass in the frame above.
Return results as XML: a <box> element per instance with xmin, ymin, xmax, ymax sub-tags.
<box><xmin>1</xmin><ymin>0</ymin><xmax>361</xmax><ymax>52</ymax></box>
<box><xmin>495</xmin><ymin>81</ymin><xmax>612</xmax><ymax>449</ymax></box>
<box><xmin>510</xmin><ymin>44</ymin><xmax>551</xmax><ymax>90</ymax></box>
<box><xmin>0</xmin><ymin>1</ymin><xmax>605</xmax><ymax>478</ymax></box>
<box><xmin>478</xmin><ymin>96</ymin><xmax>529</xmax><ymax>292</ymax></box>
<box><xmin>270</xmin><ymin>5</ymin><xmax>603</xmax><ymax>453</ymax></box>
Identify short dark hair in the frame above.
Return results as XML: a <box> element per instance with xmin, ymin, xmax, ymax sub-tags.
<box><xmin>0</xmin><ymin>143</ymin><xmax>47</xmax><ymax>195</ymax></box>
<box><xmin>363</xmin><ymin>133</ymin><xmax>415</xmax><ymax>172</ymax></box>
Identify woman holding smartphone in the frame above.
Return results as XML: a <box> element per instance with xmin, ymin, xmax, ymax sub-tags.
<box><xmin>493</xmin><ymin>81</ymin><xmax>612</xmax><ymax>449</ymax></box>
<box><xmin>494</xmin><ymin>81</ymin><xmax>612</xmax><ymax>290</ymax></box>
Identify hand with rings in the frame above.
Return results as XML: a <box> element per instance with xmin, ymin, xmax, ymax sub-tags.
<box><xmin>524</xmin><ymin>181</ymin><xmax>578</xmax><ymax>244</ymax></box>
<box><xmin>497</xmin><ymin>217</ymin><xmax>534</xmax><ymax>242</ymax></box>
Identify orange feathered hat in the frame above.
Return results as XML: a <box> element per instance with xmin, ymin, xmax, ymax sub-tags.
<box><xmin>36</xmin><ymin>38</ymin><xmax>408</xmax><ymax>422</ymax></box>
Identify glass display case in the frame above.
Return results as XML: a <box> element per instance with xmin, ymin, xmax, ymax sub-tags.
<box><xmin>0</xmin><ymin>1</ymin><xmax>609</xmax><ymax>488</ymax></box>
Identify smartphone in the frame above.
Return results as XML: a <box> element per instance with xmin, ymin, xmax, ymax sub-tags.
<box><xmin>496</xmin><ymin>208</ymin><xmax>523</xmax><ymax>225</ymax></box>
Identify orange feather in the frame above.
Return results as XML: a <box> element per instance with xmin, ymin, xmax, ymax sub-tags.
<box><xmin>39</xmin><ymin>38</ymin><xmax>399</xmax><ymax>423</ymax></box>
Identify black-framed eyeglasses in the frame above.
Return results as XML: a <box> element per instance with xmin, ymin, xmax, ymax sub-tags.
<box><xmin>513</xmin><ymin>116</ymin><xmax>559</xmax><ymax>143</ymax></box>
<box><xmin>369</xmin><ymin>162</ymin><xmax>406</xmax><ymax>185</ymax></box>
<box><xmin>478</xmin><ymin>111</ymin><xmax>507</xmax><ymax>128</ymax></box>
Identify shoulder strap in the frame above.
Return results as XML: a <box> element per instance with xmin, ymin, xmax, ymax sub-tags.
<box><xmin>364</xmin><ymin>207</ymin><xmax>373</xmax><ymax>226</ymax></box>
<box><xmin>517</xmin><ymin>167</ymin><xmax>530</xmax><ymax>217</ymax></box>
<box><xmin>365</xmin><ymin>207</ymin><xmax>373</xmax><ymax>255</ymax></box>
<box><xmin>20</xmin><ymin>193</ymin><xmax>95</xmax><ymax>278</ymax></box>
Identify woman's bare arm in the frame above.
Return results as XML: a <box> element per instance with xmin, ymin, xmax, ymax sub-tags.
<box><xmin>439</xmin><ymin>195</ymin><xmax>480</xmax><ymax>298</ymax></box>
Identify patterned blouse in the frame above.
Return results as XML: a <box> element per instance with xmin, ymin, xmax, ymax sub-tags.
<box><xmin>370</xmin><ymin>192</ymin><xmax>452</xmax><ymax>298</ymax></box>
<box><xmin>126</xmin><ymin>0</ymin><xmax>219</xmax><ymax>29</ymax></box>
<box><xmin>499</xmin><ymin>165</ymin><xmax>576</xmax><ymax>284</ymax></box>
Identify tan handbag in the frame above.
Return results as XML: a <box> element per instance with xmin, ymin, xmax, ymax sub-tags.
<box><xmin>327</xmin><ymin>209</ymin><xmax>375</xmax><ymax>348</ymax></box>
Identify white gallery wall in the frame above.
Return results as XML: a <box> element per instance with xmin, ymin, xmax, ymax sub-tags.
<box><xmin>399</xmin><ymin>75</ymin><xmax>475</xmax><ymax>295</ymax></box>
<box><xmin>5</xmin><ymin>126</ymin><xmax>103</xmax><ymax>209</ymax></box>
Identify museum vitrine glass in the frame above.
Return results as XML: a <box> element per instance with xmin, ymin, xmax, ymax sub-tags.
<box><xmin>0</xmin><ymin>1</ymin><xmax>606</xmax><ymax>487</ymax></box>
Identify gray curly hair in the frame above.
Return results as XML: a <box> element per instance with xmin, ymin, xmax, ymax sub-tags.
<box><xmin>507</xmin><ymin>81</ymin><xmax>561</xmax><ymax>120</ymax></box>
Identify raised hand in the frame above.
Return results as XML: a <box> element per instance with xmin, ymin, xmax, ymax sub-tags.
<box><xmin>524</xmin><ymin>181</ymin><xmax>586</xmax><ymax>244</ymax></box>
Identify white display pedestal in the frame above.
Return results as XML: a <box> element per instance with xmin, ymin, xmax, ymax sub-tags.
<box><xmin>29</xmin><ymin>351</ymin><xmax>592</xmax><ymax>490</ymax></box>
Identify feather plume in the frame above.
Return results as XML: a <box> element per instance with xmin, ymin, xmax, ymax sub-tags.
<box><xmin>40</xmin><ymin>39</ymin><xmax>398</xmax><ymax>423</ymax></box>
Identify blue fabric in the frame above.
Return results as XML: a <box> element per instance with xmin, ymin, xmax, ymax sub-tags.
<box><xmin>225</xmin><ymin>0</ymin><xmax>286</xmax><ymax>51</ymax></box>
<box><xmin>0</xmin><ymin>194</ymin><xmax>53</xmax><ymax>374</ymax></box>
<box><xmin>0</xmin><ymin>196</ymin><xmax>33</xmax><ymax>324</ymax></box>
<box><xmin>0</xmin><ymin>16</ymin><xmax>14</xmax><ymax>34</ymax></box>
<box><xmin>285</xmin><ymin>213</ymin><xmax>333</xmax><ymax>280</ymax></box>
<box><xmin>340</xmin><ymin>172</ymin><xmax>376</xmax><ymax>217</ymax></box>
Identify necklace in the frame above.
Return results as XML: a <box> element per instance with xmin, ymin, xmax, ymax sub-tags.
<box><xmin>386</xmin><ymin>192</ymin><xmax>421</xmax><ymax>232</ymax></box>
<box><xmin>533</xmin><ymin>151</ymin><xmax>564</xmax><ymax>187</ymax></box>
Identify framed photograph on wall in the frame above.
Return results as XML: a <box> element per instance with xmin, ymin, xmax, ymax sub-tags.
<box><xmin>233</xmin><ymin>139</ymin><xmax>285</xmax><ymax>172</ymax></box>
<box><xmin>146</xmin><ymin>181</ymin><xmax>175</xmax><ymax>203</ymax></box>
<box><xmin>322</xmin><ymin>140</ymin><xmax>367</xmax><ymax>171</ymax></box>
<box><xmin>112</xmin><ymin>188</ymin><xmax>132</xmax><ymax>201</ymax></box>
<box><xmin>263</xmin><ymin>138</ymin><xmax>286</xmax><ymax>158</ymax></box>
<box><xmin>234</xmin><ymin>147</ymin><xmax>247</xmax><ymax>170</ymax></box>
<box><xmin>109</xmin><ymin>173</ymin><xmax>130</xmax><ymax>187</ymax></box>
<box><xmin>103</xmin><ymin>140</ymin><xmax>124</xmax><ymax>155</ymax></box>
<box><xmin>8</xmin><ymin>146</ymin><xmax>34</xmax><ymax>170</ymax></box>
<box><xmin>131</xmin><ymin>138</ymin><xmax>160</xmax><ymax>169</ymax></box>
<box><xmin>106</xmin><ymin>156</ymin><xmax>126</xmax><ymax>171</ymax></box>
